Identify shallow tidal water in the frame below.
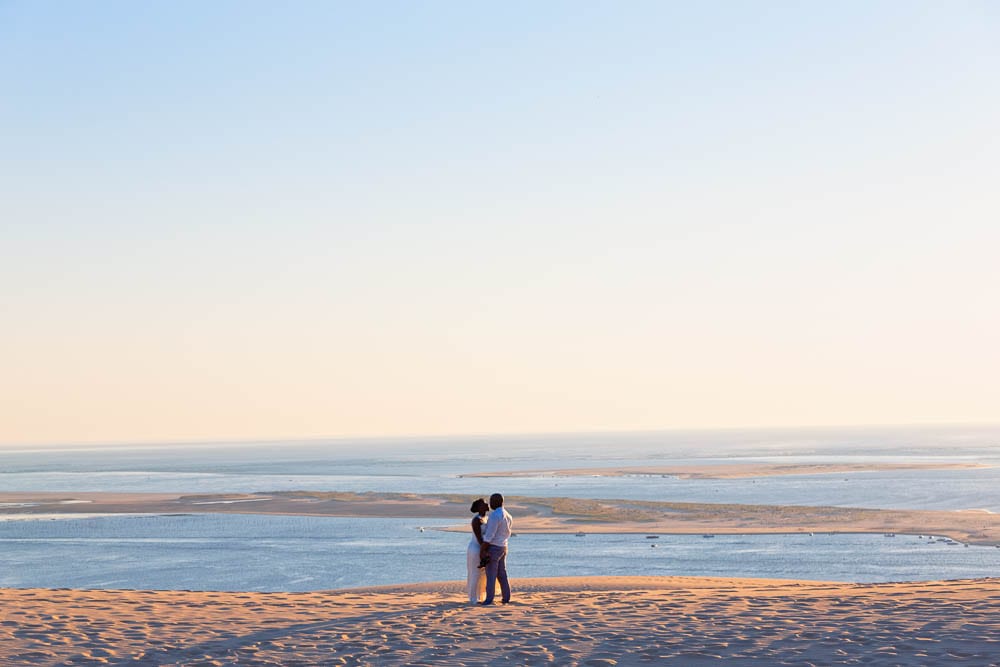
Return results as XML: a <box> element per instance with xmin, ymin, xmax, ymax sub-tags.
<box><xmin>1</xmin><ymin>514</ymin><xmax>998</xmax><ymax>591</ymax></box>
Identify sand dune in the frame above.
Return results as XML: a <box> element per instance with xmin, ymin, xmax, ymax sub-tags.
<box><xmin>2</xmin><ymin>577</ymin><xmax>998</xmax><ymax>665</ymax></box>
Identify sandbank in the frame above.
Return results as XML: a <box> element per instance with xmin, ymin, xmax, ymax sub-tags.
<box><xmin>2</xmin><ymin>491</ymin><xmax>998</xmax><ymax>546</ymax></box>
<box><xmin>2</xmin><ymin>577</ymin><xmax>998</xmax><ymax>665</ymax></box>
<box><xmin>459</xmin><ymin>461</ymin><xmax>989</xmax><ymax>479</ymax></box>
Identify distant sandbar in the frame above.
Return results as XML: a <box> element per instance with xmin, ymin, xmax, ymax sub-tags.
<box><xmin>459</xmin><ymin>461</ymin><xmax>988</xmax><ymax>479</ymax></box>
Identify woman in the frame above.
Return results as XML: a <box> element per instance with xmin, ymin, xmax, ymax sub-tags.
<box><xmin>466</xmin><ymin>498</ymin><xmax>489</xmax><ymax>603</ymax></box>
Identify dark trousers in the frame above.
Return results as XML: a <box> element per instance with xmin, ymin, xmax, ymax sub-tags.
<box><xmin>483</xmin><ymin>544</ymin><xmax>510</xmax><ymax>604</ymax></box>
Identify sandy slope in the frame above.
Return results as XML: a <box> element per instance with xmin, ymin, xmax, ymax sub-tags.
<box><xmin>2</xmin><ymin>577</ymin><xmax>998</xmax><ymax>666</ymax></box>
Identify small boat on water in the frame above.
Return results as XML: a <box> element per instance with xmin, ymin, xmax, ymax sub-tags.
<box><xmin>702</xmin><ymin>534</ymin><xmax>715</xmax><ymax>538</ymax></box>
<box><xmin>884</xmin><ymin>533</ymin><xmax>896</xmax><ymax>537</ymax></box>
<box><xmin>645</xmin><ymin>535</ymin><xmax>659</xmax><ymax>539</ymax></box>
<box><xmin>575</xmin><ymin>532</ymin><xmax>586</xmax><ymax>537</ymax></box>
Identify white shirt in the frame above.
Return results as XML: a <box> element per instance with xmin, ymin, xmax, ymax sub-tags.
<box><xmin>481</xmin><ymin>506</ymin><xmax>513</xmax><ymax>548</ymax></box>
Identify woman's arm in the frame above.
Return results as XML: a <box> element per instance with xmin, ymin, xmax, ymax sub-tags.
<box><xmin>471</xmin><ymin>517</ymin><xmax>484</xmax><ymax>544</ymax></box>
<box><xmin>481</xmin><ymin>514</ymin><xmax>497</xmax><ymax>546</ymax></box>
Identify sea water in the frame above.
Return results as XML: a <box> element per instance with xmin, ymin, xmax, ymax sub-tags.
<box><xmin>1</xmin><ymin>426</ymin><xmax>998</xmax><ymax>589</ymax></box>
<box><xmin>0</xmin><ymin>514</ymin><xmax>997</xmax><ymax>591</ymax></box>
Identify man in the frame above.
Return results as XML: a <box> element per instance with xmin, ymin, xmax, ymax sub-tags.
<box><xmin>479</xmin><ymin>492</ymin><xmax>512</xmax><ymax>605</ymax></box>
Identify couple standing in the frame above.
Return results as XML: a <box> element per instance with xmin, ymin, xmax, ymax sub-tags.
<box><xmin>466</xmin><ymin>493</ymin><xmax>512</xmax><ymax>605</ymax></box>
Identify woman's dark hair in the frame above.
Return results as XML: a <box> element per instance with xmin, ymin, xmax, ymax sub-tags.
<box><xmin>470</xmin><ymin>498</ymin><xmax>487</xmax><ymax>513</ymax></box>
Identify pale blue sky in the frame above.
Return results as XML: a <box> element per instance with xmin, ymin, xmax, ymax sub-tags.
<box><xmin>2</xmin><ymin>2</ymin><xmax>998</xmax><ymax>444</ymax></box>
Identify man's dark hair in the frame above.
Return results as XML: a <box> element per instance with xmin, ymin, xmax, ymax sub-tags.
<box><xmin>490</xmin><ymin>493</ymin><xmax>504</xmax><ymax>509</ymax></box>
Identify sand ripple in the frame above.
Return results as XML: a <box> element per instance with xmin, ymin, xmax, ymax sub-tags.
<box><xmin>1</xmin><ymin>577</ymin><xmax>998</xmax><ymax>666</ymax></box>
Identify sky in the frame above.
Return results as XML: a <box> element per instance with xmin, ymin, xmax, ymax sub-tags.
<box><xmin>2</xmin><ymin>1</ymin><xmax>998</xmax><ymax>446</ymax></box>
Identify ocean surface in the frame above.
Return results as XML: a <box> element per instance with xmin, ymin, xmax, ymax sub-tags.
<box><xmin>1</xmin><ymin>426</ymin><xmax>998</xmax><ymax>590</ymax></box>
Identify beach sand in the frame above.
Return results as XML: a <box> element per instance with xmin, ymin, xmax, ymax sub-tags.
<box><xmin>1</xmin><ymin>577</ymin><xmax>997</xmax><ymax>666</ymax></box>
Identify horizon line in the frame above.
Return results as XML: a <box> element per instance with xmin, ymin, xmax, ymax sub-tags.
<box><xmin>2</xmin><ymin>420</ymin><xmax>998</xmax><ymax>451</ymax></box>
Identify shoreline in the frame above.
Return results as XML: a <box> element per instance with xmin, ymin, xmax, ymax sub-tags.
<box><xmin>2</xmin><ymin>576</ymin><xmax>998</xmax><ymax>665</ymax></box>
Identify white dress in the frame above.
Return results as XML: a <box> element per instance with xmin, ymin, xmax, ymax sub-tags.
<box><xmin>466</xmin><ymin>516</ymin><xmax>487</xmax><ymax>603</ymax></box>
